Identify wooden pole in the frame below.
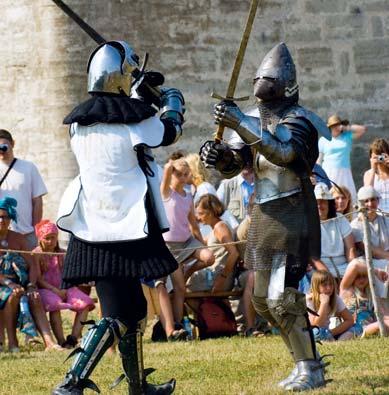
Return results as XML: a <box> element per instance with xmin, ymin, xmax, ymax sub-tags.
<box><xmin>360</xmin><ymin>206</ymin><xmax>387</xmax><ymax>337</ymax></box>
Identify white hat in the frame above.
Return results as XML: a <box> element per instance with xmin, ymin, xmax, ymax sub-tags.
<box><xmin>357</xmin><ymin>186</ymin><xmax>380</xmax><ymax>201</ymax></box>
<box><xmin>314</xmin><ymin>183</ymin><xmax>334</xmax><ymax>200</ymax></box>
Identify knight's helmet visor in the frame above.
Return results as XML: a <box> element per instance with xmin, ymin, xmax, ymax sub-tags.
<box><xmin>254</xmin><ymin>42</ymin><xmax>298</xmax><ymax>100</ymax></box>
<box><xmin>87</xmin><ymin>41</ymin><xmax>139</xmax><ymax>96</ymax></box>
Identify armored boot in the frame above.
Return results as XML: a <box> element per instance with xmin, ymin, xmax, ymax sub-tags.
<box><xmin>52</xmin><ymin>317</ymin><xmax>126</xmax><ymax>395</ymax></box>
<box><xmin>267</xmin><ymin>289</ymin><xmax>326</xmax><ymax>391</ymax></box>
<box><xmin>114</xmin><ymin>329</ymin><xmax>175</xmax><ymax>394</ymax></box>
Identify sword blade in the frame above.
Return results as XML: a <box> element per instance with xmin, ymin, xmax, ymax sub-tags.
<box><xmin>51</xmin><ymin>0</ymin><xmax>106</xmax><ymax>44</ymax></box>
<box><xmin>215</xmin><ymin>0</ymin><xmax>260</xmax><ymax>142</ymax></box>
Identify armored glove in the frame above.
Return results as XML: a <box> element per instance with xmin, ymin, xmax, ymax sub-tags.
<box><xmin>214</xmin><ymin>101</ymin><xmax>245</xmax><ymax>130</ymax></box>
<box><xmin>199</xmin><ymin>140</ymin><xmax>234</xmax><ymax>171</ymax></box>
<box><xmin>135</xmin><ymin>70</ymin><xmax>165</xmax><ymax>106</ymax></box>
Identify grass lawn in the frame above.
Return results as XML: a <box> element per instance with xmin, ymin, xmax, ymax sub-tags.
<box><xmin>1</xmin><ymin>312</ymin><xmax>389</xmax><ymax>394</ymax></box>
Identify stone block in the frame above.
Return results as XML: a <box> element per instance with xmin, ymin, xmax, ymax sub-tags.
<box><xmin>353</xmin><ymin>39</ymin><xmax>389</xmax><ymax>74</ymax></box>
<box><xmin>285</xmin><ymin>28</ymin><xmax>321</xmax><ymax>42</ymax></box>
<box><xmin>340</xmin><ymin>51</ymin><xmax>350</xmax><ymax>76</ymax></box>
<box><xmin>305</xmin><ymin>0</ymin><xmax>347</xmax><ymax>14</ymax></box>
<box><xmin>297</xmin><ymin>47</ymin><xmax>333</xmax><ymax>70</ymax></box>
<box><xmin>371</xmin><ymin>16</ymin><xmax>384</xmax><ymax>37</ymax></box>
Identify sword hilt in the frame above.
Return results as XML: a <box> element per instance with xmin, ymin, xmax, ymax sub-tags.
<box><xmin>212</xmin><ymin>92</ymin><xmax>250</xmax><ymax>143</ymax></box>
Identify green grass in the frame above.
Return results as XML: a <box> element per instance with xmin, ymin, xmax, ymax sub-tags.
<box><xmin>1</xmin><ymin>312</ymin><xmax>389</xmax><ymax>394</ymax></box>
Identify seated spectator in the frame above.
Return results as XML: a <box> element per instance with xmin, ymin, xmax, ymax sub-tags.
<box><xmin>315</xmin><ymin>183</ymin><xmax>357</xmax><ymax>278</ymax></box>
<box><xmin>317</xmin><ymin>115</ymin><xmax>367</xmax><ymax>204</ymax></box>
<box><xmin>363</xmin><ymin>138</ymin><xmax>389</xmax><ymax>213</ymax></box>
<box><xmin>331</xmin><ymin>184</ymin><xmax>353</xmax><ymax>220</ymax></box>
<box><xmin>0</xmin><ymin>197</ymin><xmax>61</xmax><ymax>351</ymax></box>
<box><xmin>217</xmin><ymin>165</ymin><xmax>254</xmax><ymax>224</ymax></box>
<box><xmin>351</xmin><ymin>186</ymin><xmax>389</xmax><ymax>263</ymax></box>
<box><xmin>34</xmin><ymin>220</ymin><xmax>95</xmax><ymax>348</ymax></box>
<box><xmin>158</xmin><ymin>158</ymin><xmax>214</xmax><ymax>330</ymax></box>
<box><xmin>340</xmin><ymin>259</ymin><xmax>389</xmax><ymax>337</ymax></box>
<box><xmin>188</xmin><ymin>194</ymin><xmax>239</xmax><ymax>292</ymax></box>
<box><xmin>185</xmin><ymin>153</ymin><xmax>238</xmax><ymax>235</ymax></box>
<box><xmin>307</xmin><ymin>270</ymin><xmax>354</xmax><ymax>341</ymax></box>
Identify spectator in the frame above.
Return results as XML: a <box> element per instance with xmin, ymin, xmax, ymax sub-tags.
<box><xmin>185</xmin><ymin>152</ymin><xmax>238</xmax><ymax>234</ymax></box>
<box><xmin>159</xmin><ymin>158</ymin><xmax>214</xmax><ymax>326</ymax></box>
<box><xmin>0</xmin><ymin>197</ymin><xmax>60</xmax><ymax>351</ymax></box>
<box><xmin>307</xmin><ymin>270</ymin><xmax>354</xmax><ymax>341</ymax></box>
<box><xmin>363</xmin><ymin>138</ymin><xmax>389</xmax><ymax>213</ymax></box>
<box><xmin>340</xmin><ymin>259</ymin><xmax>389</xmax><ymax>337</ymax></box>
<box><xmin>351</xmin><ymin>186</ymin><xmax>389</xmax><ymax>263</ymax></box>
<box><xmin>315</xmin><ymin>183</ymin><xmax>357</xmax><ymax>279</ymax></box>
<box><xmin>34</xmin><ymin>220</ymin><xmax>95</xmax><ymax>348</ymax></box>
<box><xmin>317</xmin><ymin>115</ymin><xmax>367</xmax><ymax>203</ymax></box>
<box><xmin>189</xmin><ymin>194</ymin><xmax>239</xmax><ymax>292</ymax></box>
<box><xmin>331</xmin><ymin>185</ymin><xmax>353</xmax><ymax>220</ymax></box>
<box><xmin>217</xmin><ymin>165</ymin><xmax>254</xmax><ymax>223</ymax></box>
<box><xmin>0</xmin><ymin>129</ymin><xmax>47</xmax><ymax>250</ymax></box>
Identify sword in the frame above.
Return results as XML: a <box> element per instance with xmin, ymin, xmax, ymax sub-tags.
<box><xmin>51</xmin><ymin>0</ymin><xmax>162</xmax><ymax>102</ymax></box>
<box><xmin>212</xmin><ymin>0</ymin><xmax>260</xmax><ymax>143</ymax></box>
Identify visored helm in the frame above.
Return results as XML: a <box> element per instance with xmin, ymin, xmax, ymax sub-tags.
<box><xmin>253</xmin><ymin>42</ymin><xmax>298</xmax><ymax>102</ymax></box>
<box><xmin>87</xmin><ymin>41</ymin><xmax>139</xmax><ymax>96</ymax></box>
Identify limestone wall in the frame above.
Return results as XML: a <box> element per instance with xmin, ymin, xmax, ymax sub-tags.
<box><xmin>1</xmin><ymin>0</ymin><xmax>388</xmax><ymax>219</ymax></box>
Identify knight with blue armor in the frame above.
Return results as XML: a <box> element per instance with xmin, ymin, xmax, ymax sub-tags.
<box><xmin>52</xmin><ymin>41</ymin><xmax>184</xmax><ymax>395</ymax></box>
<box><xmin>200</xmin><ymin>42</ymin><xmax>331</xmax><ymax>391</ymax></box>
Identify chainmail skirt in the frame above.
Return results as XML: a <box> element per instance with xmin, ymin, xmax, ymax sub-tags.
<box><xmin>245</xmin><ymin>193</ymin><xmax>309</xmax><ymax>271</ymax></box>
<box><xmin>61</xmin><ymin>194</ymin><xmax>178</xmax><ymax>288</ymax></box>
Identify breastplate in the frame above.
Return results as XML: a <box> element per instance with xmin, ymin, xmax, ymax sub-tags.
<box><xmin>253</xmin><ymin>123</ymin><xmax>301</xmax><ymax>204</ymax></box>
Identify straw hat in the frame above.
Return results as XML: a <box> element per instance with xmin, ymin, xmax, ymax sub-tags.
<box><xmin>314</xmin><ymin>183</ymin><xmax>334</xmax><ymax>200</ymax></box>
<box><xmin>327</xmin><ymin>115</ymin><xmax>349</xmax><ymax>128</ymax></box>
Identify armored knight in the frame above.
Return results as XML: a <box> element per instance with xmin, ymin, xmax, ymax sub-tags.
<box><xmin>200</xmin><ymin>43</ymin><xmax>331</xmax><ymax>391</ymax></box>
<box><xmin>52</xmin><ymin>41</ymin><xmax>184</xmax><ymax>395</ymax></box>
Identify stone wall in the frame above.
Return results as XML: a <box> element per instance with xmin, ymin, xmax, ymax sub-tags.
<box><xmin>1</xmin><ymin>0</ymin><xmax>388</xmax><ymax>219</ymax></box>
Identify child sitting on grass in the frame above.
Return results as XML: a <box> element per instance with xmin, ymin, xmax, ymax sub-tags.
<box><xmin>307</xmin><ymin>270</ymin><xmax>354</xmax><ymax>341</ymax></box>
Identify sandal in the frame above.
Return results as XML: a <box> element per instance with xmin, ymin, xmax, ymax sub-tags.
<box><xmin>167</xmin><ymin>329</ymin><xmax>188</xmax><ymax>342</ymax></box>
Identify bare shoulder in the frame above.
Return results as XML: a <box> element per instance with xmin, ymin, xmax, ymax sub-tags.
<box><xmin>7</xmin><ymin>230</ymin><xmax>26</xmax><ymax>250</ymax></box>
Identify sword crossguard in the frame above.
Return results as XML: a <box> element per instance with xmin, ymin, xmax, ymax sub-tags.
<box><xmin>211</xmin><ymin>92</ymin><xmax>250</xmax><ymax>102</ymax></box>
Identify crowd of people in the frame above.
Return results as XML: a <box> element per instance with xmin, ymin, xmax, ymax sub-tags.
<box><xmin>0</xmin><ymin>115</ymin><xmax>388</xmax><ymax>353</ymax></box>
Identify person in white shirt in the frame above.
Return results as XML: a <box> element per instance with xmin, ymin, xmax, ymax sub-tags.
<box><xmin>0</xmin><ymin>129</ymin><xmax>47</xmax><ymax>250</ymax></box>
<box><xmin>315</xmin><ymin>183</ymin><xmax>357</xmax><ymax>279</ymax></box>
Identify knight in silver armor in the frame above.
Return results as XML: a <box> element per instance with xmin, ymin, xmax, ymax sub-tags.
<box><xmin>200</xmin><ymin>42</ymin><xmax>331</xmax><ymax>391</ymax></box>
<box><xmin>53</xmin><ymin>40</ymin><xmax>184</xmax><ymax>395</ymax></box>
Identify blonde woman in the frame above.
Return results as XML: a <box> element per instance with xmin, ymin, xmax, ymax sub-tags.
<box><xmin>331</xmin><ymin>185</ymin><xmax>353</xmax><ymax>220</ymax></box>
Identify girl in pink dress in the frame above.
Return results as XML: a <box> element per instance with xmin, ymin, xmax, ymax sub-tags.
<box><xmin>34</xmin><ymin>220</ymin><xmax>95</xmax><ymax>348</ymax></box>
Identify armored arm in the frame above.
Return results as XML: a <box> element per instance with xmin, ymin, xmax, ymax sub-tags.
<box><xmin>214</xmin><ymin>102</ymin><xmax>317</xmax><ymax>167</ymax></box>
<box><xmin>159</xmin><ymin>88</ymin><xmax>185</xmax><ymax>146</ymax></box>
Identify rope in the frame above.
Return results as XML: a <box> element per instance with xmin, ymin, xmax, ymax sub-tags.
<box><xmin>0</xmin><ymin>208</ymin><xmax>387</xmax><ymax>256</ymax></box>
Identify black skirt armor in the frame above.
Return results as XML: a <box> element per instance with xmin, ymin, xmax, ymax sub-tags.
<box><xmin>61</xmin><ymin>195</ymin><xmax>178</xmax><ymax>288</ymax></box>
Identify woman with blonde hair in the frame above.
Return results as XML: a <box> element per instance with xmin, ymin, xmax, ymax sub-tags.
<box><xmin>185</xmin><ymin>153</ymin><xmax>217</xmax><ymax>204</ymax></box>
<box><xmin>331</xmin><ymin>184</ymin><xmax>353</xmax><ymax>220</ymax></box>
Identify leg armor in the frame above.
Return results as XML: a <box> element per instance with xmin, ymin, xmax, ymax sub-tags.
<box><xmin>253</xmin><ymin>267</ymin><xmax>326</xmax><ymax>391</ymax></box>
<box><xmin>113</xmin><ymin>320</ymin><xmax>176</xmax><ymax>395</ymax></box>
<box><xmin>52</xmin><ymin>317</ymin><xmax>126</xmax><ymax>395</ymax></box>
